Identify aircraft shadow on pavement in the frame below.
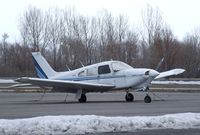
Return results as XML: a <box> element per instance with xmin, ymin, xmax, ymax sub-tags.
<box><xmin>10</xmin><ymin>99</ymin><xmax>165</xmax><ymax>105</ymax></box>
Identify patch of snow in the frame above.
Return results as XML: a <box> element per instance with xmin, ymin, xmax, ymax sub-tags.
<box><xmin>0</xmin><ymin>79</ymin><xmax>15</xmax><ymax>83</ymax></box>
<box><xmin>152</xmin><ymin>81</ymin><xmax>200</xmax><ymax>85</ymax></box>
<box><xmin>0</xmin><ymin>113</ymin><xmax>200</xmax><ymax>135</ymax></box>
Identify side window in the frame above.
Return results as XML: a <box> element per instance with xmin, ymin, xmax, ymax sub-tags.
<box><xmin>87</xmin><ymin>67</ymin><xmax>98</xmax><ymax>76</ymax></box>
<box><xmin>98</xmin><ymin>65</ymin><xmax>111</xmax><ymax>75</ymax></box>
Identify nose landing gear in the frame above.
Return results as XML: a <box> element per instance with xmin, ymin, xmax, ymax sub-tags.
<box><xmin>144</xmin><ymin>94</ymin><xmax>151</xmax><ymax>103</ymax></box>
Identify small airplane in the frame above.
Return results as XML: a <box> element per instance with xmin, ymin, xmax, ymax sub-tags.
<box><xmin>12</xmin><ymin>52</ymin><xmax>185</xmax><ymax>103</ymax></box>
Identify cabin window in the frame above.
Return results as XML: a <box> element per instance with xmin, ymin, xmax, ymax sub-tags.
<box><xmin>98</xmin><ymin>65</ymin><xmax>111</xmax><ymax>75</ymax></box>
<box><xmin>87</xmin><ymin>67</ymin><xmax>98</xmax><ymax>76</ymax></box>
<box><xmin>112</xmin><ymin>62</ymin><xmax>133</xmax><ymax>72</ymax></box>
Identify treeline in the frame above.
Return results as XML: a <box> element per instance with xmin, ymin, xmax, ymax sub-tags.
<box><xmin>0</xmin><ymin>5</ymin><xmax>200</xmax><ymax>78</ymax></box>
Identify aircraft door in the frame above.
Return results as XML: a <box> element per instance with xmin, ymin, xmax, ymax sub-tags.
<box><xmin>111</xmin><ymin>62</ymin><xmax>126</xmax><ymax>88</ymax></box>
<box><xmin>97</xmin><ymin>64</ymin><xmax>114</xmax><ymax>85</ymax></box>
<box><xmin>86</xmin><ymin>67</ymin><xmax>98</xmax><ymax>84</ymax></box>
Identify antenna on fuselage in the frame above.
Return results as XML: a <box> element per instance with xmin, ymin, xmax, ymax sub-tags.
<box><xmin>66</xmin><ymin>64</ymin><xmax>71</xmax><ymax>71</ymax></box>
<box><xmin>79</xmin><ymin>60</ymin><xmax>85</xmax><ymax>67</ymax></box>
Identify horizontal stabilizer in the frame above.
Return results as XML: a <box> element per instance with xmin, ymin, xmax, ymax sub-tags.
<box><xmin>9</xmin><ymin>83</ymin><xmax>32</xmax><ymax>88</ymax></box>
<box><xmin>155</xmin><ymin>69</ymin><xmax>185</xmax><ymax>79</ymax></box>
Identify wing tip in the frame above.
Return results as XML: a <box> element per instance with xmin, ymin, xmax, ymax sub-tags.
<box><xmin>174</xmin><ymin>68</ymin><xmax>186</xmax><ymax>75</ymax></box>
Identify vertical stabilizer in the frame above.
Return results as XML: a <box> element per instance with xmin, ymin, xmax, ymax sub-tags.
<box><xmin>32</xmin><ymin>52</ymin><xmax>57</xmax><ymax>79</ymax></box>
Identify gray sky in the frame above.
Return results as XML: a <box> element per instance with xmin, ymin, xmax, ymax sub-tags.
<box><xmin>0</xmin><ymin>0</ymin><xmax>200</xmax><ymax>42</ymax></box>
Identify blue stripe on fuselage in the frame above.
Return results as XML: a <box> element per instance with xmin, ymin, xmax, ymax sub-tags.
<box><xmin>56</xmin><ymin>74</ymin><xmax>143</xmax><ymax>81</ymax></box>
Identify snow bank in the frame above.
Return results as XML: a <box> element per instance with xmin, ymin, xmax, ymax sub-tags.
<box><xmin>152</xmin><ymin>81</ymin><xmax>200</xmax><ymax>85</ymax></box>
<box><xmin>0</xmin><ymin>79</ymin><xmax>15</xmax><ymax>83</ymax></box>
<box><xmin>0</xmin><ymin>113</ymin><xmax>200</xmax><ymax>135</ymax></box>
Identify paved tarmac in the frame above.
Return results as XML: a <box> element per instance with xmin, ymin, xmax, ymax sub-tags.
<box><xmin>0</xmin><ymin>92</ymin><xmax>200</xmax><ymax>119</ymax></box>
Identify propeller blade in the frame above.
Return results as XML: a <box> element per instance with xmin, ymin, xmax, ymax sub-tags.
<box><xmin>155</xmin><ymin>57</ymin><xmax>164</xmax><ymax>71</ymax></box>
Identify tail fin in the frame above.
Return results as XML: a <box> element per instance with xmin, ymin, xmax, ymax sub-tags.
<box><xmin>32</xmin><ymin>52</ymin><xmax>57</xmax><ymax>79</ymax></box>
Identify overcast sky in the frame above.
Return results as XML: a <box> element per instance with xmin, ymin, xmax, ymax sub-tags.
<box><xmin>0</xmin><ymin>0</ymin><xmax>200</xmax><ymax>42</ymax></box>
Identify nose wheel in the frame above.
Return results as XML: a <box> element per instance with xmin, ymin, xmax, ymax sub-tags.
<box><xmin>125</xmin><ymin>93</ymin><xmax>134</xmax><ymax>102</ymax></box>
<box><xmin>144</xmin><ymin>94</ymin><xmax>151</xmax><ymax>103</ymax></box>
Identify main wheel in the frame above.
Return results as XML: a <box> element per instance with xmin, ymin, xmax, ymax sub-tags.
<box><xmin>144</xmin><ymin>95</ymin><xmax>151</xmax><ymax>103</ymax></box>
<box><xmin>78</xmin><ymin>94</ymin><xmax>87</xmax><ymax>103</ymax></box>
<box><xmin>125</xmin><ymin>93</ymin><xmax>134</xmax><ymax>102</ymax></box>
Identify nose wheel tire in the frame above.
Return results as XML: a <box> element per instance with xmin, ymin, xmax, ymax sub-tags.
<box><xmin>78</xmin><ymin>94</ymin><xmax>87</xmax><ymax>103</ymax></box>
<box><xmin>125</xmin><ymin>93</ymin><xmax>134</xmax><ymax>102</ymax></box>
<box><xmin>144</xmin><ymin>95</ymin><xmax>151</xmax><ymax>103</ymax></box>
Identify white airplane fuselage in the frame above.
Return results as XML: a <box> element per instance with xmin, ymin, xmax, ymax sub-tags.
<box><xmin>50</xmin><ymin>61</ymin><xmax>159</xmax><ymax>92</ymax></box>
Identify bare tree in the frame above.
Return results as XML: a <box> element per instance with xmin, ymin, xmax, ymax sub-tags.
<box><xmin>141</xmin><ymin>5</ymin><xmax>167</xmax><ymax>69</ymax></box>
<box><xmin>62</xmin><ymin>9</ymin><xmax>85</xmax><ymax>68</ymax></box>
<box><xmin>180</xmin><ymin>30</ymin><xmax>200</xmax><ymax>77</ymax></box>
<box><xmin>19</xmin><ymin>6</ymin><xmax>46</xmax><ymax>52</ymax></box>
<box><xmin>1</xmin><ymin>33</ymin><xmax>9</xmax><ymax>65</ymax></box>
<box><xmin>0</xmin><ymin>6</ymin><xmax>196</xmax><ymax>78</ymax></box>
<box><xmin>142</xmin><ymin>4</ymin><xmax>163</xmax><ymax>46</ymax></box>
<box><xmin>161</xmin><ymin>27</ymin><xmax>179</xmax><ymax>70</ymax></box>
<box><xmin>45</xmin><ymin>8</ymin><xmax>65</xmax><ymax>69</ymax></box>
<box><xmin>100</xmin><ymin>11</ymin><xmax>117</xmax><ymax>60</ymax></box>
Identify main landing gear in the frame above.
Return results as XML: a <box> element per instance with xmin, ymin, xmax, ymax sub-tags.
<box><xmin>125</xmin><ymin>93</ymin><xmax>134</xmax><ymax>102</ymax></box>
<box><xmin>78</xmin><ymin>94</ymin><xmax>87</xmax><ymax>103</ymax></box>
<box><xmin>125</xmin><ymin>90</ymin><xmax>152</xmax><ymax>103</ymax></box>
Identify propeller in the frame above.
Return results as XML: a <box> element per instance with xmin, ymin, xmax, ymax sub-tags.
<box><xmin>155</xmin><ymin>57</ymin><xmax>164</xmax><ymax>71</ymax></box>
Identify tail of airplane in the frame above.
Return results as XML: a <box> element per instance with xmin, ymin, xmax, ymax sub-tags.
<box><xmin>32</xmin><ymin>52</ymin><xmax>57</xmax><ymax>79</ymax></box>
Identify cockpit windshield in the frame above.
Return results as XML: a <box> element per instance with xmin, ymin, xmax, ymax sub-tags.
<box><xmin>111</xmin><ymin>61</ymin><xmax>133</xmax><ymax>72</ymax></box>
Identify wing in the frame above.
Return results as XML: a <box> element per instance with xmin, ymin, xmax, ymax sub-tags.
<box><xmin>155</xmin><ymin>69</ymin><xmax>185</xmax><ymax>79</ymax></box>
<box><xmin>14</xmin><ymin>77</ymin><xmax>115</xmax><ymax>91</ymax></box>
